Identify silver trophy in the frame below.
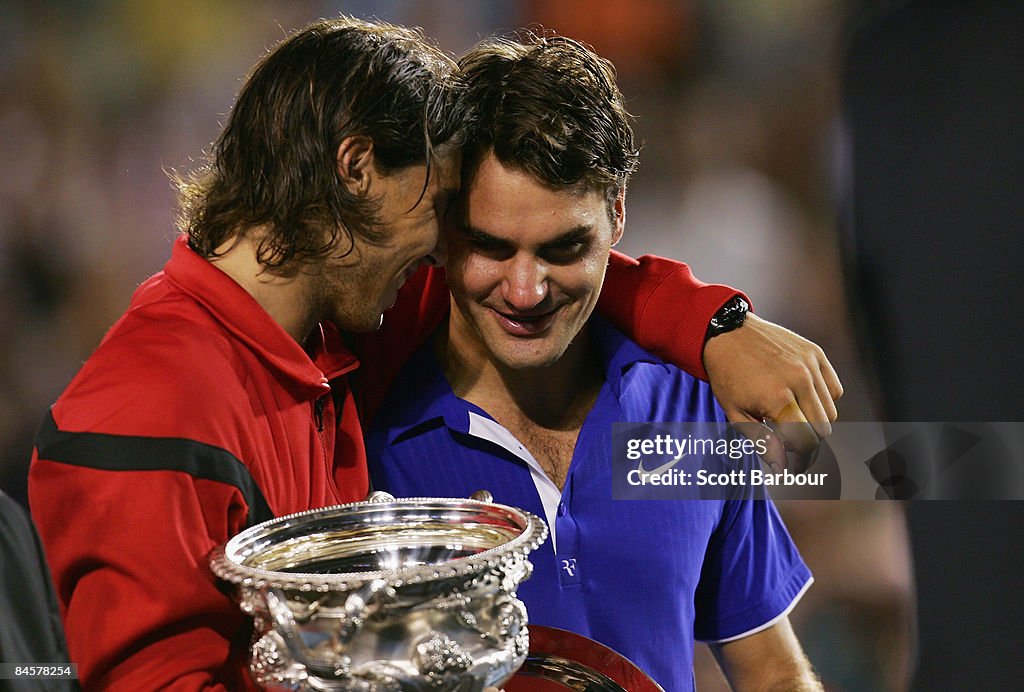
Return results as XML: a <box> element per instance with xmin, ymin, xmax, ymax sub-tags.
<box><xmin>210</xmin><ymin>494</ymin><xmax>547</xmax><ymax>691</ymax></box>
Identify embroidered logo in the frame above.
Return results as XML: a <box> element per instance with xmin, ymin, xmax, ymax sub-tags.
<box><xmin>636</xmin><ymin>449</ymin><xmax>689</xmax><ymax>476</ymax></box>
<box><xmin>561</xmin><ymin>558</ymin><xmax>577</xmax><ymax>577</ymax></box>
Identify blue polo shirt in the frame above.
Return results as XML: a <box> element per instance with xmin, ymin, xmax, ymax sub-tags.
<box><xmin>366</xmin><ymin>318</ymin><xmax>812</xmax><ymax>691</ymax></box>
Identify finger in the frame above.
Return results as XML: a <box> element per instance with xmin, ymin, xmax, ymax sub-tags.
<box><xmin>767</xmin><ymin>402</ymin><xmax>825</xmax><ymax>472</ymax></box>
<box><xmin>792</xmin><ymin>376</ymin><xmax>834</xmax><ymax>439</ymax></box>
<box><xmin>817</xmin><ymin>347</ymin><xmax>845</xmax><ymax>401</ymax></box>
<box><xmin>762</xmin><ymin>429</ymin><xmax>789</xmax><ymax>472</ymax></box>
<box><xmin>729</xmin><ymin>417</ymin><xmax>787</xmax><ymax>472</ymax></box>
<box><xmin>814</xmin><ymin>364</ymin><xmax>839</xmax><ymax>423</ymax></box>
<box><xmin>769</xmin><ymin>401</ymin><xmax>821</xmax><ymax>454</ymax></box>
<box><xmin>786</xmin><ymin>444</ymin><xmax>818</xmax><ymax>473</ymax></box>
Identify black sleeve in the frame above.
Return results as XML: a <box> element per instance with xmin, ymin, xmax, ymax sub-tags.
<box><xmin>0</xmin><ymin>490</ymin><xmax>79</xmax><ymax>691</ymax></box>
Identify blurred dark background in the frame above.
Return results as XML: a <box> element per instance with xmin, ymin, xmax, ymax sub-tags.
<box><xmin>1</xmin><ymin>1</ymin><xmax>1020</xmax><ymax>689</ymax></box>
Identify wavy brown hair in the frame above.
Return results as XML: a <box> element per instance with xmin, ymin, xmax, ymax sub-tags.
<box><xmin>456</xmin><ymin>31</ymin><xmax>640</xmax><ymax>214</ymax></box>
<box><xmin>176</xmin><ymin>16</ymin><xmax>461</xmax><ymax>269</ymax></box>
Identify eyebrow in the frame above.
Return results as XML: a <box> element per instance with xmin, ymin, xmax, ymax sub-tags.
<box><xmin>459</xmin><ymin>224</ymin><xmax>594</xmax><ymax>249</ymax></box>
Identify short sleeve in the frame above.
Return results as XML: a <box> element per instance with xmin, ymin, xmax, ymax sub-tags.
<box><xmin>693</xmin><ymin>493</ymin><xmax>812</xmax><ymax>642</ymax></box>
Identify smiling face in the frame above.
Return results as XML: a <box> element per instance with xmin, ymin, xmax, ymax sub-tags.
<box><xmin>312</xmin><ymin>145</ymin><xmax>460</xmax><ymax>333</ymax></box>
<box><xmin>445</xmin><ymin>152</ymin><xmax>624</xmax><ymax>371</ymax></box>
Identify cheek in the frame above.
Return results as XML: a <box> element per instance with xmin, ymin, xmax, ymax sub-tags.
<box><xmin>402</xmin><ymin>217</ymin><xmax>439</xmax><ymax>255</ymax></box>
<box><xmin>556</xmin><ymin>259</ymin><xmax>606</xmax><ymax>299</ymax></box>
<box><xmin>416</xmin><ymin>220</ymin><xmax>440</xmax><ymax>251</ymax></box>
<box><xmin>451</xmin><ymin>255</ymin><xmax>502</xmax><ymax>298</ymax></box>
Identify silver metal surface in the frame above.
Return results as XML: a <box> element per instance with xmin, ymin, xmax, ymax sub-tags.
<box><xmin>210</xmin><ymin>497</ymin><xmax>547</xmax><ymax>691</ymax></box>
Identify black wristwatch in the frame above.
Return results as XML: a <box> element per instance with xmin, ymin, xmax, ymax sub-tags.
<box><xmin>704</xmin><ymin>296</ymin><xmax>749</xmax><ymax>342</ymax></box>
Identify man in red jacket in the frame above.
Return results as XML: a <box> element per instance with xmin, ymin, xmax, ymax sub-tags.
<box><xmin>29</xmin><ymin>16</ymin><xmax>841</xmax><ymax>690</ymax></box>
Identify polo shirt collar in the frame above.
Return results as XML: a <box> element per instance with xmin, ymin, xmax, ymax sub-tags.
<box><xmin>588</xmin><ymin>314</ymin><xmax>663</xmax><ymax>396</ymax></box>
<box><xmin>384</xmin><ymin>341</ymin><xmax>481</xmax><ymax>444</ymax></box>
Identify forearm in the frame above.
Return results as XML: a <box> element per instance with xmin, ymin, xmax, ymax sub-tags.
<box><xmin>599</xmin><ymin>250</ymin><xmax>743</xmax><ymax>379</ymax></box>
<box><xmin>711</xmin><ymin>619</ymin><xmax>822</xmax><ymax>692</ymax></box>
<box><xmin>599</xmin><ymin>250</ymin><xmax>844</xmax><ymax>468</ymax></box>
<box><xmin>716</xmin><ymin>655</ymin><xmax>822</xmax><ymax>692</ymax></box>
<box><xmin>765</xmin><ymin>678</ymin><xmax>823</xmax><ymax>692</ymax></box>
<box><xmin>745</xmin><ymin>664</ymin><xmax>823</xmax><ymax>692</ymax></box>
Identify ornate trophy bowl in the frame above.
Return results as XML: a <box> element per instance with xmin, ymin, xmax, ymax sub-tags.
<box><xmin>210</xmin><ymin>496</ymin><xmax>547</xmax><ymax>691</ymax></box>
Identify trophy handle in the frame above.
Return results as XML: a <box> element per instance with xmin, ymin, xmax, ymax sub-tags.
<box><xmin>264</xmin><ymin>579</ymin><xmax>391</xmax><ymax>679</ymax></box>
<box><xmin>339</xmin><ymin>578</ymin><xmax>392</xmax><ymax>644</ymax></box>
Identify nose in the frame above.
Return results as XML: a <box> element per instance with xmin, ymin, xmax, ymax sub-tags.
<box><xmin>502</xmin><ymin>254</ymin><xmax>547</xmax><ymax>311</ymax></box>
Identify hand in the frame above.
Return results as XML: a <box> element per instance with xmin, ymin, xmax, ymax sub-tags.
<box><xmin>702</xmin><ymin>314</ymin><xmax>843</xmax><ymax>471</ymax></box>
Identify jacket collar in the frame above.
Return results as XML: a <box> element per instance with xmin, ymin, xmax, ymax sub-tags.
<box><xmin>163</xmin><ymin>236</ymin><xmax>359</xmax><ymax>397</ymax></box>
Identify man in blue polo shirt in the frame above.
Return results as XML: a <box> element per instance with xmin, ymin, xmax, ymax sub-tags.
<box><xmin>366</xmin><ymin>33</ymin><xmax>821</xmax><ymax>691</ymax></box>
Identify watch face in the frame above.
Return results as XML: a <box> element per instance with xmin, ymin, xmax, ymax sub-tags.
<box><xmin>504</xmin><ymin>626</ymin><xmax>665</xmax><ymax>692</ymax></box>
<box><xmin>707</xmin><ymin>296</ymin><xmax>748</xmax><ymax>338</ymax></box>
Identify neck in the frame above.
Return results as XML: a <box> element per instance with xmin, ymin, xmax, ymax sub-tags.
<box><xmin>207</xmin><ymin>231</ymin><xmax>316</xmax><ymax>343</ymax></box>
<box><xmin>440</xmin><ymin>322</ymin><xmax>604</xmax><ymax>432</ymax></box>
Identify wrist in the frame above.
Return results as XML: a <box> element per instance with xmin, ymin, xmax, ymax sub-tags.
<box><xmin>704</xmin><ymin>296</ymin><xmax>749</xmax><ymax>343</ymax></box>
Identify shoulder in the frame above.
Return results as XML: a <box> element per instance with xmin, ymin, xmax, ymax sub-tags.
<box><xmin>604</xmin><ymin>323</ymin><xmax>727</xmax><ymax>424</ymax></box>
<box><xmin>368</xmin><ymin>338</ymin><xmax>452</xmax><ymax>436</ymax></box>
<box><xmin>55</xmin><ymin>283</ymin><xmax>246</xmax><ymax>437</ymax></box>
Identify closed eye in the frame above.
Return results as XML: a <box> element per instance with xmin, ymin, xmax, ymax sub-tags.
<box><xmin>459</xmin><ymin>226</ymin><xmax>515</xmax><ymax>258</ymax></box>
<box><xmin>540</xmin><ymin>228</ymin><xmax>592</xmax><ymax>264</ymax></box>
<box><xmin>540</xmin><ymin>242</ymin><xmax>586</xmax><ymax>264</ymax></box>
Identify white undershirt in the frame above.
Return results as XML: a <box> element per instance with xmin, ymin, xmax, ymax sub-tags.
<box><xmin>467</xmin><ymin>411</ymin><xmax>562</xmax><ymax>552</ymax></box>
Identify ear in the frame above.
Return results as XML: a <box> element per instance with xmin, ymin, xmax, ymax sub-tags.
<box><xmin>611</xmin><ymin>189</ymin><xmax>626</xmax><ymax>246</ymax></box>
<box><xmin>336</xmin><ymin>135</ymin><xmax>375</xmax><ymax>196</ymax></box>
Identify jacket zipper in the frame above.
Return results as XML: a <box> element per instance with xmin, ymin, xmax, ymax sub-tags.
<box><xmin>313</xmin><ymin>397</ymin><xmax>325</xmax><ymax>432</ymax></box>
<box><xmin>313</xmin><ymin>395</ymin><xmax>340</xmax><ymax>501</ymax></box>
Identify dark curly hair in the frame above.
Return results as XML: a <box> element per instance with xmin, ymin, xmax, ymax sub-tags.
<box><xmin>176</xmin><ymin>16</ymin><xmax>461</xmax><ymax>269</ymax></box>
<box><xmin>456</xmin><ymin>31</ymin><xmax>640</xmax><ymax>214</ymax></box>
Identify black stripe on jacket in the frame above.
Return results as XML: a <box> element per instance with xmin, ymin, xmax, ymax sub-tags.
<box><xmin>35</xmin><ymin>409</ymin><xmax>273</xmax><ymax>528</ymax></box>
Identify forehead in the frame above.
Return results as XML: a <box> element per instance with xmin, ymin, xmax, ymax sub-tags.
<box><xmin>463</xmin><ymin>154</ymin><xmax>607</xmax><ymax>235</ymax></box>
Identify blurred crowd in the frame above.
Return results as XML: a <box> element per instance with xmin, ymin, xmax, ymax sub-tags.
<box><xmin>0</xmin><ymin>1</ymin><xmax>911</xmax><ymax>689</ymax></box>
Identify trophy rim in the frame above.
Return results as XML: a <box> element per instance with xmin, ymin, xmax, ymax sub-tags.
<box><xmin>209</xmin><ymin>496</ymin><xmax>548</xmax><ymax>592</ymax></box>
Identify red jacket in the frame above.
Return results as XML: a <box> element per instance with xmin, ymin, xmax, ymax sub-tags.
<box><xmin>29</xmin><ymin>237</ymin><xmax>739</xmax><ymax>690</ymax></box>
